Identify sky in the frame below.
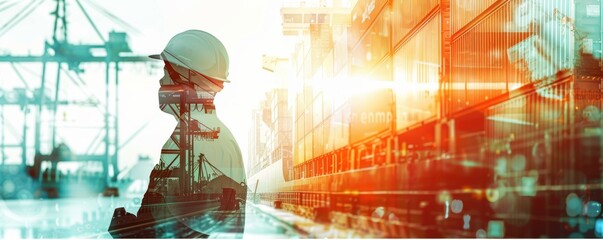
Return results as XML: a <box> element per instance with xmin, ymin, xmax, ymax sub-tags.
<box><xmin>0</xmin><ymin>0</ymin><xmax>293</xmax><ymax>172</ymax></box>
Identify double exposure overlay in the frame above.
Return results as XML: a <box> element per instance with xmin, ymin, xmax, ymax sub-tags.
<box><xmin>0</xmin><ymin>0</ymin><xmax>602</xmax><ymax>238</ymax></box>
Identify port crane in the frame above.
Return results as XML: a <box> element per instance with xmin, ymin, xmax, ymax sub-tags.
<box><xmin>0</xmin><ymin>0</ymin><xmax>154</xmax><ymax>197</ymax></box>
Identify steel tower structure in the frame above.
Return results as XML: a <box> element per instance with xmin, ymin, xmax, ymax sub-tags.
<box><xmin>0</xmin><ymin>0</ymin><xmax>153</xmax><ymax>191</ymax></box>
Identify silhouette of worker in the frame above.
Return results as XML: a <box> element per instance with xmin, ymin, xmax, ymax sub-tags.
<box><xmin>108</xmin><ymin>30</ymin><xmax>246</xmax><ymax>238</ymax></box>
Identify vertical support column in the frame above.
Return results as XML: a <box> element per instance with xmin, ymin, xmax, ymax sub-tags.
<box><xmin>179</xmin><ymin>89</ymin><xmax>188</xmax><ymax>195</ymax></box>
<box><xmin>35</xmin><ymin>42</ymin><xmax>49</xmax><ymax>156</ymax></box>
<box><xmin>189</xmin><ymin>111</ymin><xmax>194</xmax><ymax>194</ymax></box>
<box><xmin>103</xmin><ymin>60</ymin><xmax>110</xmax><ymax>187</ymax></box>
<box><xmin>112</xmin><ymin>61</ymin><xmax>119</xmax><ymax>182</ymax></box>
<box><xmin>51</xmin><ymin>63</ymin><xmax>61</xmax><ymax>148</ymax></box>
<box><xmin>22</xmin><ymin>109</ymin><xmax>28</xmax><ymax>167</ymax></box>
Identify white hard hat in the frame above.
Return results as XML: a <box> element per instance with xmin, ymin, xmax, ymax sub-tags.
<box><xmin>150</xmin><ymin>30</ymin><xmax>230</xmax><ymax>83</ymax></box>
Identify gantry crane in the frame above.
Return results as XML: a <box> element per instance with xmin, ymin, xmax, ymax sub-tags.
<box><xmin>0</xmin><ymin>0</ymin><xmax>154</xmax><ymax>196</ymax></box>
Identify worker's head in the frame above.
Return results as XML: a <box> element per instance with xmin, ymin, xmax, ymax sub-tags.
<box><xmin>151</xmin><ymin>30</ymin><xmax>230</xmax><ymax>95</ymax></box>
